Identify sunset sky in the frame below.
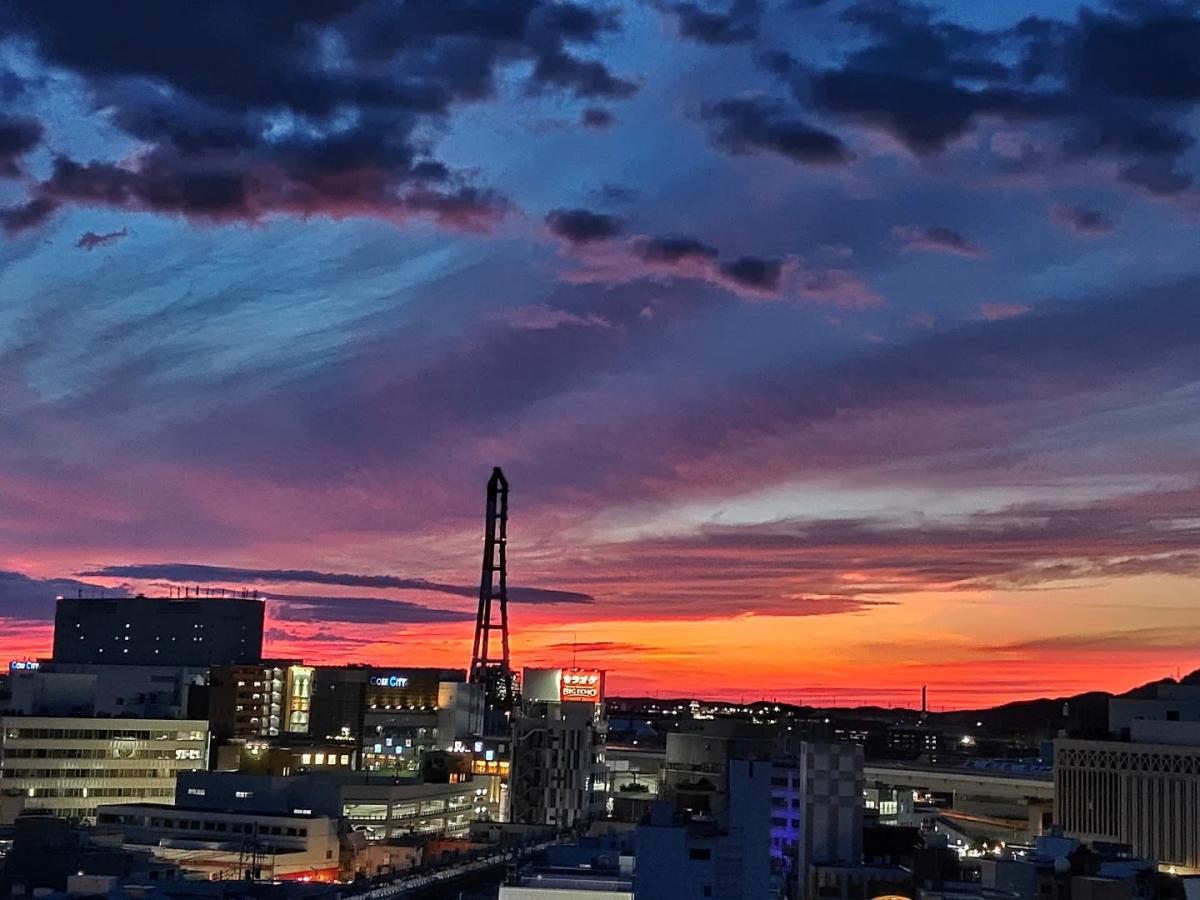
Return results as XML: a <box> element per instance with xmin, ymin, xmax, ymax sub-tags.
<box><xmin>2</xmin><ymin>1</ymin><xmax>1199</xmax><ymax>709</ymax></box>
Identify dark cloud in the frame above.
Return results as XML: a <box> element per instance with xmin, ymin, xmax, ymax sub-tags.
<box><xmin>0</xmin><ymin>115</ymin><xmax>42</xmax><ymax>177</ymax></box>
<box><xmin>546</xmin><ymin>207</ymin><xmax>624</xmax><ymax>244</ymax></box>
<box><xmin>987</xmin><ymin>627</ymin><xmax>1196</xmax><ymax>654</ymax></box>
<box><xmin>0</xmin><ymin>0</ymin><xmax>635</xmax><ymax>234</ymax></box>
<box><xmin>530</xmin><ymin>51</ymin><xmax>637</xmax><ymax>99</ymax></box>
<box><xmin>762</xmin><ymin>0</ymin><xmax>1200</xmax><ymax>192</ymax></box>
<box><xmin>0</xmin><ymin>570</ymin><xmax>109</xmax><ymax>622</ymax></box>
<box><xmin>267</xmin><ymin>593</ymin><xmax>473</xmax><ymax>625</ymax></box>
<box><xmin>893</xmin><ymin>225</ymin><xmax>985</xmax><ymax>258</ymax></box>
<box><xmin>813</xmin><ymin>70</ymin><xmax>1048</xmax><ymax>156</ymax></box>
<box><xmin>594</xmin><ymin>183</ymin><xmax>638</xmax><ymax>203</ymax></box>
<box><xmin>5</xmin><ymin>150</ymin><xmax>508</xmax><ymax>235</ymax></box>
<box><xmin>264</xmin><ymin>627</ymin><xmax>363</xmax><ymax>644</ymax></box>
<box><xmin>0</xmin><ymin>197</ymin><xmax>57</xmax><ymax>234</ymax></box>
<box><xmin>632</xmin><ymin>236</ymin><xmax>720</xmax><ymax>264</ymax></box>
<box><xmin>75</xmin><ymin>228</ymin><xmax>128</xmax><ymax>251</ymax></box>
<box><xmin>660</xmin><ymin>0</ymin><xmax>762</xmax><ymax>45</ymax></box>
<box><xmin>1118</xmin><ymin>161</ymin><xmax>1194</xmax><ymax>196</ymax></box>
<box><xmin>78</xmin><ymin>563</ymin><xmax>595</xmax><ymax>604</ymax></box>
<box><xmin>839</xmin><ymin>0</ymin><xmax>1007</xmax><ymax>82</ymax></box>
<box><xmin>1076</xmin><ymin>10</ymin><xmax>1200</xmax><ymax>103</ymax></box>
<box><xmin>702</xmin><ymin>97</ymin><xmax>853</xmax><ymax>165</ymax></box>
<box><xmin>1050</xmin><ymin>204</ymin><xmax>1115</xmax><ymax>236</ymax></box>
<box><xmin>717</xmin><ymin>256</ymin><xmax>783</xmax><ymax>293</ymax></box>
<box><xmin>581</xmin><ymin>107</ymin><xmax>615</xmax><ymax>129</ymax></box>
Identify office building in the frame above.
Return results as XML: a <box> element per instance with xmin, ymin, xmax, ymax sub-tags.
<box><xmin>207</xmin><ymin>662</ymin><xmax>313</xmax><ymax>740</ymax></box>
<box><xmin>361</xmin><ymin>670</ymin><xmax>476</xmax><ymax>773</ymax></box>
<box><xmin>510</xmin><ymin>700</ymin><xmax>608</xmax><ymax>829</ymax></box>
<box><xmin>635</xmin><ymin>759</ymin><xmax>773</xmax><ymax>900</ymax></box>
<box><xmin>174</xmin><ymin>770</ymin><xmax>476</xmax><ymax>841</ymax></box>
<box><xmin>310</xmin><ymin>665</ymin><xmax>370</xmax><ymax>743</ymax></box>
<box><xmin>52</xmin><ymin>595</ymin><xmax>264</xmax><ymax>667</ymax></box>
<box><xmin>309</xmin><ymin>666</ymin><xmax>470</xmax><ymax>770</ymax></box>
<box><xmin>0</xmin><ymin>715</ymin><xmax>209</xmax><ymax>824</ymax></box>
<box><xmin>1056</xmin><ymin>682</ymin><xmax>1200</xmax><ymax>872</ymax></box>
<box><xmin>6</xmin><ymin>663</ymin><xmax>207</xmax><ymax>719</ymax></box>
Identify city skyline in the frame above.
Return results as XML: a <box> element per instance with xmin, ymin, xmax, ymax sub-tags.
<box><xmin>3</xmin><ymin>1</ymin><xmax>1200</xmax><ymax>708</ymax></box>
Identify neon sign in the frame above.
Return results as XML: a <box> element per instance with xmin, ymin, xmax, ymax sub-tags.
<box><xmin>560</xmin><ymin>669</ymin><xmax>602</xmax><ymax>702</ymax></box>
<box><xmin>370</xmin><ymin>675</ymin><xmax>410</xmax><ymax>688</ymax></box>
<box><xmin>9</xmin><ymin>660</ymin><xmax>39</xmax><ymax>672</ymax></box>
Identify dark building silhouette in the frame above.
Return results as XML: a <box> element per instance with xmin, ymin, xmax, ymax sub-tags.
<box><xmin>53</xmin><ymin>595</ymin><xmax>264</xmax><ymax>666</ymax></box>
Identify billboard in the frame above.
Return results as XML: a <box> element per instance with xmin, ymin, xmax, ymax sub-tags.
<box><xmin>559</xmin><ymin>669</ymin><xmax>604</xmax><ymax>703</ymax></box>
<box><xmin>284</xmin><ymin>665</ymin><xmax>314</xmax><ymax>734</ymax></box>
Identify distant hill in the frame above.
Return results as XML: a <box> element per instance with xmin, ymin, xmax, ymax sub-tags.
<box><xmin>609</xmin><ymin>669</ymin><xmax>1200</xmax><ymax>742</ymax></box>
<box><xmin>927</xmin><ymin>671</ymin><xmax>1200</xmax><ymax>741</ymax></box>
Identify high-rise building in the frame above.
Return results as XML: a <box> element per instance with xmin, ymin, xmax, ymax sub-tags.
<box><xmin>785</xmin><ymin>742</ymin><xmax>865</xmax><ymax>898</ymax></box>
<box><xmin>207</xmin><ymin>662</ymin><xmax>313</xmax><ymax>740</ymax></box>
<box><xmin>510</xmin><ymin>700</ymin><xmax>608</xmax><ymax>829</ymax></box>
<box><xmin>1055</xmin><ymin>682</ymin><xmax>1200</xmax><ymax>871</ymax></box>
<box><xmin>52</xmin><ymin>596</ymin><xmax>264</xmax><ymax>667</ymax></box>
<box><xmin>0</xmin><ymin>715</ymin><xmax>209</xmax><ymax>824</ymax></box>
<box><xmin>309</xmin><ymin>665</ymin><xmax>369</xmax><ymax>744</ymax></box>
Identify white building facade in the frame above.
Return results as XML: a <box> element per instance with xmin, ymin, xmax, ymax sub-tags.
<box><xmin>0</xmin><ymin>715</ymin><xmax>209</xmax><ymax>823</ymax></box>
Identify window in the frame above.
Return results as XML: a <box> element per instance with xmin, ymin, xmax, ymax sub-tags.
<box><xmin>235</xmin><ymin>791</ymin><xmax>253</xmax><ymax>799</ymax></box>
<box><xmin>187</xmin><ymin>788</ymin><xmax>206</xmax><ymax>797</ymax></box>
<box><xmin>689</xmin><ymin>848</ymin><xmax>711</xmax><ymax>861</ymax></box>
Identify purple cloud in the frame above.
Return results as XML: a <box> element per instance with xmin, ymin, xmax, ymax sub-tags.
<box><xmin>894</xmin><ymin>225</ymin><xmax>986</xmax><ymax>259</ymax></box>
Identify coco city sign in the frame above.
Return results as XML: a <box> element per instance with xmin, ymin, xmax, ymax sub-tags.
<box><xmin>369</xmin><ymin>674</ymin><xmax>410</xmax><ymax>688</ymax></box>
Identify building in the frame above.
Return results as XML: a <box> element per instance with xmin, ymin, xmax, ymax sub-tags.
<box><xmin>888</xmin><ymin>725</ymin><xmax>942</xmax><ymax>756</ymax></box>
<box><xmin>207</xmin><ymin>662</ymin><xmax>313</xmax><ymax>740</ymax></box>
<box><xmin>308</xmin><ymin>666</ymin><xmax>471</xmax><ymax>770</ymax></box>
<box><xmin>776</xmin><ymin>742</ymin><xmax>865</xmax><ymax>896</ymax></box>
<box><xmin>52</xmin><ymin>596</ymin><xmax>264</xmax><ymax>667</ymax></box>
<box><xmin>634</xmin><ymin>759</ymin><xmax>773</xmax><ymax>900</ymax></box>
<box><xmin>173</xmin><ymin>770</ymin><xmax>476</xmax><ymax>842</ymax></box>
<box><xmin>6</xmin><ymin>663</ymin><xmax>207</xmax><ymax>719</ymax></box>
<box><xmin>0</xmin><ymin>715</ymin><xmax>209</xmax><ymax>824</ymax></box>
<box><xmin>95</xmin><ymin>803</ymin><xmax>341</xmax><ymax>882</ymax></box>
<box><xmin>500</xmin><ymin>869</ymin><xmax>633</xmax><ymax>899</ymax></box>
<box><xmin>1056</xmin><ymin>682</ymin><xmax>1200</xmax><ymax>872</ymax></box>
<box><xmin>310</xmin><ymin>665</ymin><xmax>370</xmax><ymax>744</ymax></box>
<box><xmin>510</xmin><ymin>700</ymin><xmax>608</xmax><ymax>829</ymax></box>
<box><xmin>661</xmin><ymin>720</ymin><xmax>782</xmax><ymax>816</ymax></box>
<box><xmin>0</xmin><ymin>814</ymin><xmax>181</xmax><ymax>895</ymax></box>
<box><xmin>362</xmin><ymin>672</ymin><xmax>477</xmax><ymax>773</ymax></box>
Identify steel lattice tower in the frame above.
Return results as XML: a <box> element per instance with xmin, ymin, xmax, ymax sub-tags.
<box><xmin>470</xmin><ymin>467</ymin><xmax>515</xmax><ymax>726</ymax></box>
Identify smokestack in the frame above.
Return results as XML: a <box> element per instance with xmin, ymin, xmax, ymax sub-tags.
<box><xmin>921</xmin><ymin>685</ymin><xmax>928</xmax><ymax>719</ymax></box>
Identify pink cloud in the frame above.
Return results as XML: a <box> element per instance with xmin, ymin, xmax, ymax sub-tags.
<box><xmin>981</xmin><ymin>302</ymin><xmax>1030</xmax><ymax>320</ymax></box>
